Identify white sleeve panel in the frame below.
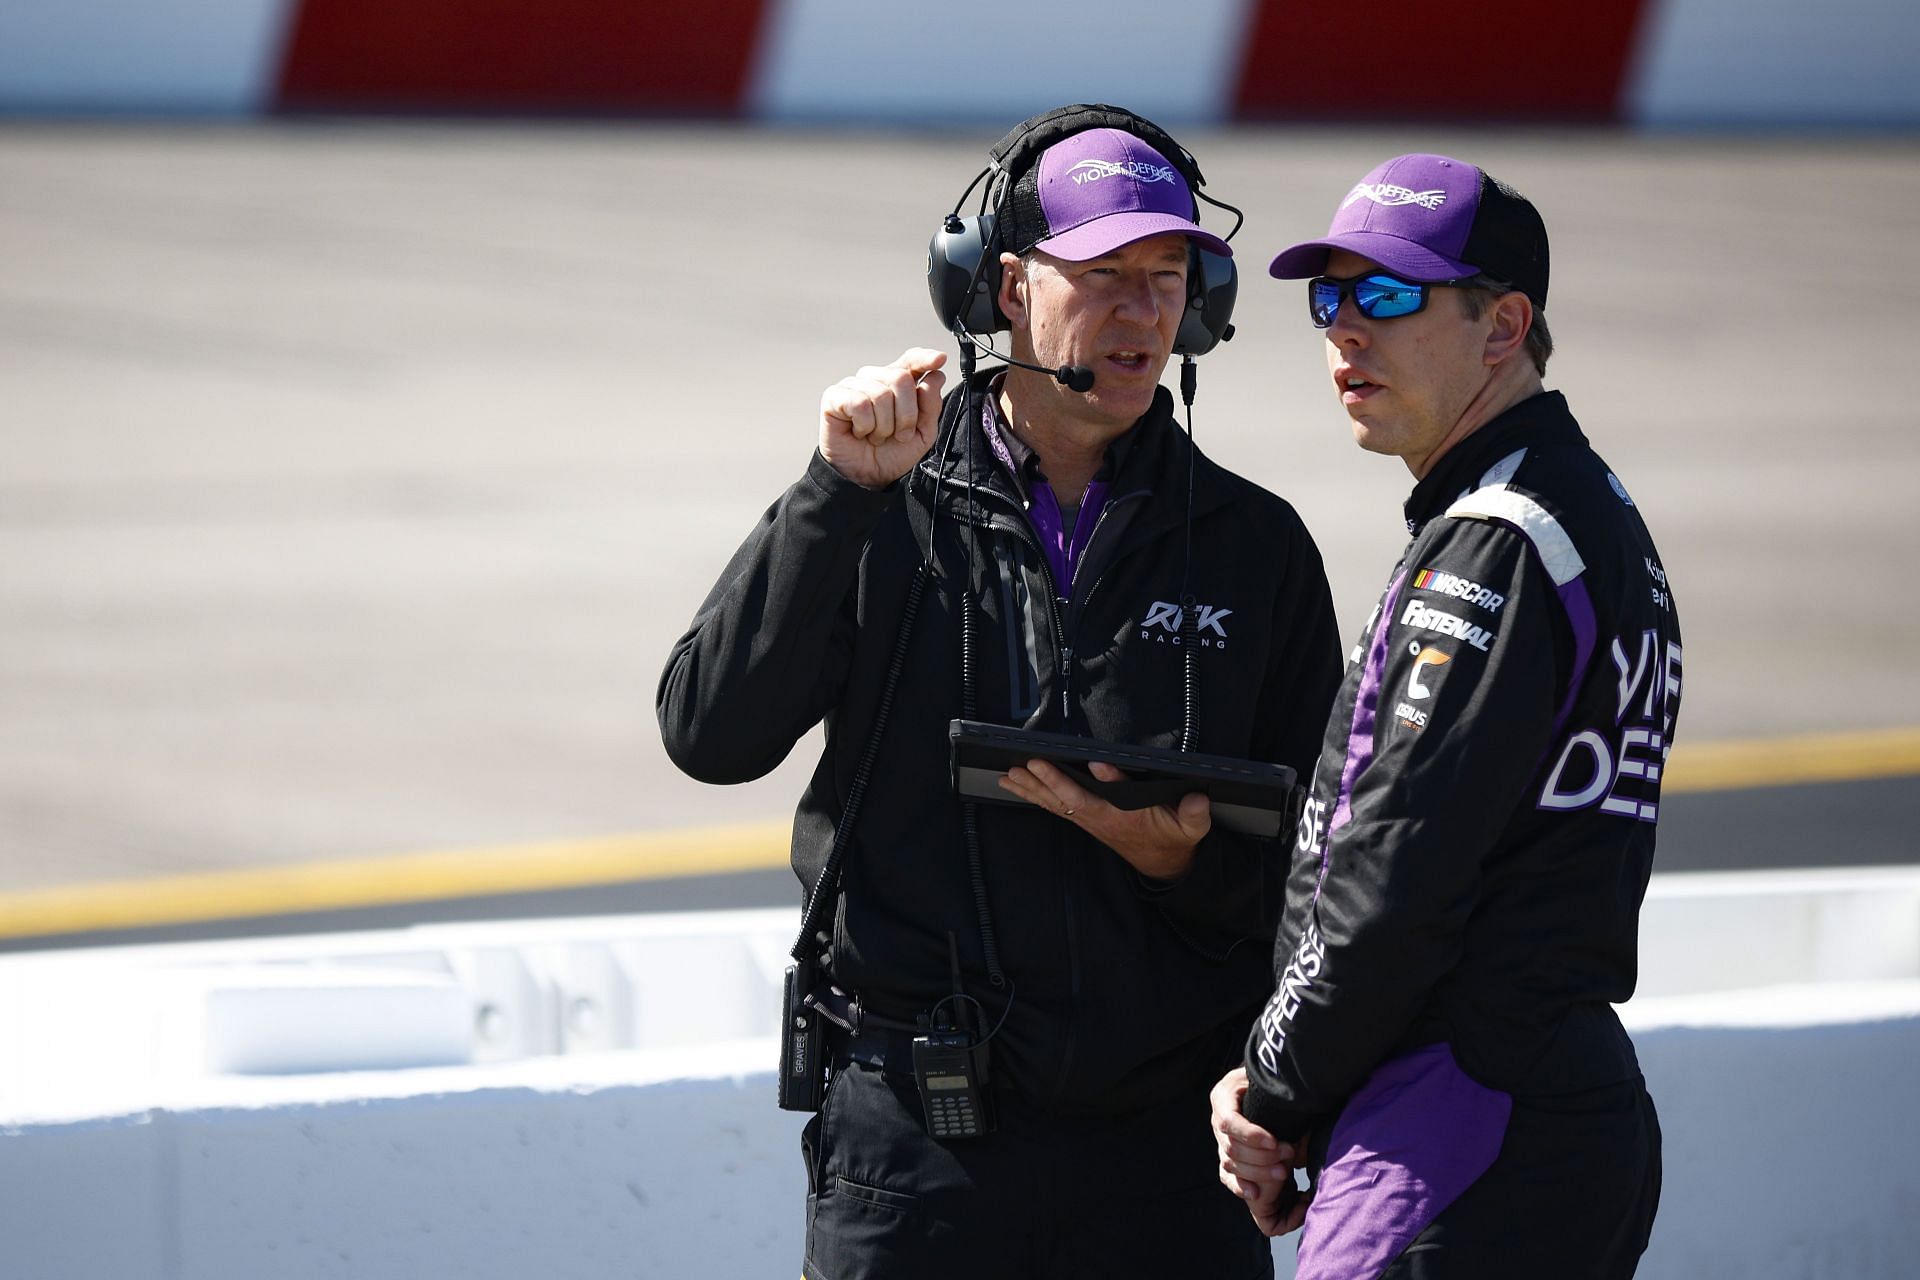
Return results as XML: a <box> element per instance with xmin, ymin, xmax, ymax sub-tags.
<box><xmin>1445</xmin><ymin>487</ymin><xmax>1587</xmax><ymax>587</ymax></box>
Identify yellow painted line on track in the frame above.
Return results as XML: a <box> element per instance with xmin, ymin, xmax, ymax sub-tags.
<box><xmin>0</xmin><ymin>821</ymin><xmax>791</xmax><ymax>942</ymax></box>
<box><xmin>1662</xmin><ymin>726</ymin><xmax>1920</xmax><ymax>793</ymax></box>
<box><xmin>1</xmin><ymin>728</ymin><xmax>1916</xmax><ymax>943</ymax></box>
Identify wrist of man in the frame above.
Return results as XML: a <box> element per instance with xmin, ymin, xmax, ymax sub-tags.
<box><xmin>808</xmin><ymin>447</ymin><xmax>907</xmax><ymax>503</ymax></box>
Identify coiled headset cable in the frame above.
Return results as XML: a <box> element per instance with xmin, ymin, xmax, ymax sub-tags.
<box><xmin>790</xmin><ymin>354</ymin><xmax>1013</xmax><ymax>1009</ymax></box>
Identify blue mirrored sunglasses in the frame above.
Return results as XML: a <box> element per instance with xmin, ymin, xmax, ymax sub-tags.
<box><xmin>1308</xmin><ymin>271</ymin><xmax>1475</xmax><ymax>329</ymax></box>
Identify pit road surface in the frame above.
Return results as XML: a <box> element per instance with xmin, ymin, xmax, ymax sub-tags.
<box><xmin>1</xmin><ymin>124</ymin><xmax>1914</xmax><ymax>941</ymax></box>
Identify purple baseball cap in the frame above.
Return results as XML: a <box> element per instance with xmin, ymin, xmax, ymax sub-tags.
<box><xmin>1008</xmin><ymin>127</ymin><xmax>1231</xmax><ymax>262</ymax></box>
<box><xmin>1269</xmin><ymin>153</ymin><xmax>1548</xmax><ymax>307</ymax></box>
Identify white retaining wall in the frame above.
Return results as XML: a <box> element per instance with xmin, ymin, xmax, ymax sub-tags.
<box><xmin>1</xmin><ymin>1044</ymin><xmax>806</xmax><ymax>1280</ymax></box>
<box><xmin>4</xmin><ymin>870</ymin><xmax>1919</xmax><ymax>1278</ymax></box>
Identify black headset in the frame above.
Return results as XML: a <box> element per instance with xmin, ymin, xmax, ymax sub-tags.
<box><xmin>926</xmin><ymin>103</ymin><xmax>1241</xmax><ymax>359</ymax></box>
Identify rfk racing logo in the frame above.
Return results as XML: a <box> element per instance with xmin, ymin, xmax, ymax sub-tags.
<box><xmin>1539</xmin><ymin>631</ymin><xmax>1682</xmax><ymax>824</ymax></box>
<box><xmin>1067</xmin><ymin>159</ymin><xmax>1178</xmax><ymax>186</ymax></box>
<box><xmin>1140</xmin><ymin>600</ymin><xmax>1232</xmax><ymax>649</ymax></box>
<box><xmin>1342</xmin><ymin>182</ymin><xmax>1448</xmax><ymax>211</ymax></box>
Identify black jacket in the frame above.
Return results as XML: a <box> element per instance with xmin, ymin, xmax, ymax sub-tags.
<box><xmin>1244</xmin><ymin>391</ymin><xmax>1683</xmax><ymax>1140</ymax></box>
<box><xmin>659</xmin><ymin>372</ymin><xmax>1342</xmax><ymax>1113</ymax></box>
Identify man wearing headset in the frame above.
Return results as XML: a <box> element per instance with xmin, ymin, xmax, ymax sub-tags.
<box><xmin>1210</xmin><ymin>155</ymin><xmax>1677</xmax><ymax>1278</ymax></box>
<box><xmin>659</xmin><ymin>107</ymin><xmax>1340</xmax><ymax>1279</ymax></box>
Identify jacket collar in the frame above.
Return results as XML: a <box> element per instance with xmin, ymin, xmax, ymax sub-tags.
<box><xmin>1402</xmin><ymin>390</ymin><xmax>1584</xmax><ymax>534</ymax></box>
<box><xmin>919</xmin><ymin>365</ymin><xmax>1208</xmax><ymax>523</ymax></box>
<box><xmin>970</xmin><ymin>372</ymin><xmax>1143</xmax><ymax>508</ymax></box>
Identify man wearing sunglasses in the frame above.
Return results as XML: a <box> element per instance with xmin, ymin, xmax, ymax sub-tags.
<box><xmin>1209</xmin><ymin>154</ymin><xmax>1679</xmax><ymax>1278</ymax></box>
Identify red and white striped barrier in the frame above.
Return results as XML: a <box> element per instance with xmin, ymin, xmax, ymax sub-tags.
<box><xmin>3</xmin><ymin>0</ymin><xmax>1916</xmax><ymax>125</ymax></box>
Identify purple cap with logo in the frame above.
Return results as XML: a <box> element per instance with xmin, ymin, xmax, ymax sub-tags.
<box><xmin>1018</xmin><ymin>127</ymin><xmax>1231</xmax><ymax>262</ymax></box>
<box><xmin>1269</xmin><ymin>153</ymin><xmax>1548</xmax><ymax>307</ymax></box>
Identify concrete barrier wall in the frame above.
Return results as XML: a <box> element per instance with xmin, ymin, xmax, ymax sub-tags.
<box><xmin>1626</xmin><ymin>986</ymin><xmax>1920</xmax><ymax>1279</ymax></box>
<box><xmin>1</xmin><ymin>1044</ymin><xmax>808</xmax><ymax>1280</ymax></box>
<box><xmin>0</xmin><ymin>909</ymin><xmax>796</xmax><ymax>1092</ymax></box>
<box><xmin>4</xmin><ymin>870</ymin><xmax>1919</xmax><ymax>1278</ymax></box>
<box><xmin>5</xmin><ymin>1010</ymin><xmax>1919</xmax><ymax>1278</ymax></box>
<box><xmin>3</xmin><ymin>0</ymin><xmax>1917</xmax><ymax>124</ymax></box>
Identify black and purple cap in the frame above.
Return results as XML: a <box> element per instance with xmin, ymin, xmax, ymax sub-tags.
<box><xmin>1003</xmin><ymin>127</ymin><xmax>1232</xmax><ymax>263</ymax></box>
<box><xmin>1269</xmin><ymin>153</ymin><xmax>1549</xmax><ymax>308</ymax></box>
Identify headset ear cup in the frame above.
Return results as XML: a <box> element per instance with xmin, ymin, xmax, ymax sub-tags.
<box><xmin>927</xmin><ymin>214</ymin><xmax>1008</xmax><ymax>335</ymax></box>
<box><xmin>1174</xmin><ymin>248</ymin><xmax>1238</xmax><ymax>356</ymax></box>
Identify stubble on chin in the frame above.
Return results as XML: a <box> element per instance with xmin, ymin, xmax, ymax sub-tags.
<box><xmin>1348</xmin><ymin>416</ymin><xmax>1408</xmax><ymax>462</ymax></box>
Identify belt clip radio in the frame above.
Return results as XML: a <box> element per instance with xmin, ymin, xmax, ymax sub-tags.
<box><xmin>913</xmin><ymin>1024</ymin><xmax>993</xmax><ymax>1139</ymax></box>
<box><xmin>778</xmin><ymin>959</ymin><xmax>826</xmax><ymax>1113</ymax></box>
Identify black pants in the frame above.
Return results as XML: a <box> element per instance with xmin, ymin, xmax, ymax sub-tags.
<box><xmin>1378</xmin><ymin>1078</ymin><xmax>1663</xmax><ymax>1280</ymax></box>
<box><xmin>800</xmin><ymin>1058</ymin><xmax>1273</xmax><ymax>1280</ymax></box>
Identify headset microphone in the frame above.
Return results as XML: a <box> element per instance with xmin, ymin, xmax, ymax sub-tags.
<box><xmin>1058</xmin><ymin>365</ymin><xmax>1095</xmax><ymax>394</ymax></box>
<box><xmin>956</xmin><ymin>324</ymin><xmax>1095</xmax><ymax>393</ymax></box>
<box><xmin>1013</xmin><ymin>355</ymin><xmax>1095</xmax><ymax>394</ymax></box>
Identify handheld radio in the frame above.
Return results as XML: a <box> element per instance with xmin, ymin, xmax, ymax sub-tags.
<box><xmin>912</xmin><ymin>1029</ymin><xmax>993</xmax><ymax>1139</ymax></box>
<box><xmin>778</xmin><ymin>958</ymin><xmax>827</xmax><ymax>1113</ymax></box>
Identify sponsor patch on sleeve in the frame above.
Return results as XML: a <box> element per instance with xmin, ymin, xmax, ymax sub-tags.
<box><xmin>1394</xmin><ymin>641</ymin><xmax>1451</xmax><ymax>729</ymax></box>
<box><xmin>1411</xmin><ymin>566</ymin><xmax>1505</xmax><ymax>613</ymax></box>
<box><xmin>1399</xmin><ymin>597</ymin><xmax>1497</xmax><ymax>652</ymax></box>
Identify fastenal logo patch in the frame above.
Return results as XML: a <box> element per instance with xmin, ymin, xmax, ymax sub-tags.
<box><xmin>1412</xmin><ymin>566</ymin><xmax>1506</xmax><ymax>613</ymax></box>
<box><xmin>1342</xmin><ymin>182</ymin><xmax>1447</xmax><ymax>211</ymax></box>
<box><xmin>1068</xmin><ymin>159</ymin><xmax>1178</xmax><ymax>186</ymax></box>
<box><xmin>1400</xmin><ymin>599</ymin><xmax>1495</xmax><ymax>652</ymax></box>
<box><xmin>1140</xmin><ymin>600</ymin><xmax>1232</xmax><ymax>648</ymax></box>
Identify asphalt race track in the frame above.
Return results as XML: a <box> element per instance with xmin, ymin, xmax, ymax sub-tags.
<box><xmin>1</xmin><ymin>123</ymin><xmax>1915</xmax><ymax>944</ymax></box>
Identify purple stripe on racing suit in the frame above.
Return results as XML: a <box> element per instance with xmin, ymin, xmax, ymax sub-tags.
<box><xmin>1296</xmin><ymin>1043</ymin><xmax>1512</xmax><ymax>1280</ymax></box>
<box><xmin>1320</xmin><ymin>571</ymin><xmax>1407</xmax><ymax>901</ymax></box>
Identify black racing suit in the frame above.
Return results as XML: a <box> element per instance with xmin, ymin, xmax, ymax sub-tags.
<box><xmin>660</xmin><ymin>370</ymin><xmax>1341</xmax><ymax>1279</ymax></box>
<box><xmin>1243</xmin><ymin>392</ymin><xmax>1678</xmax><ymax>1279</ymax></box>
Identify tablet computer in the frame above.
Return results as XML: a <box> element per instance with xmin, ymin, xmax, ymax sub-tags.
<box><xmin>949</xmin><ymin>719</ymin><xmax>1298</xmax><ymax>838</ymax></box>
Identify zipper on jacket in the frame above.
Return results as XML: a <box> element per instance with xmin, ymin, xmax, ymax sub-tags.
<box><xmin>930</xmin><ymin>465</ymin><xmax>1077</xmax><ymax>724</ymax></box>
<box><xmin>925</xmin><ymin>469</ymin><xmax>1149</xmax><ymax>728</ymax></box>
<box><xmin>1056</xmin><ymin>488</ymin><xmax>1151</xmax><ymax>722</ymax></box>
<box><xmin>1053</xmin><ymin>497</ymin><xmax>1115</xmax><ymax>722</ymax></box>
<box><xmin>1066</xmin><ymin>489</ymin><xmax>1145</xmax><ymax>594</ymax></box>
